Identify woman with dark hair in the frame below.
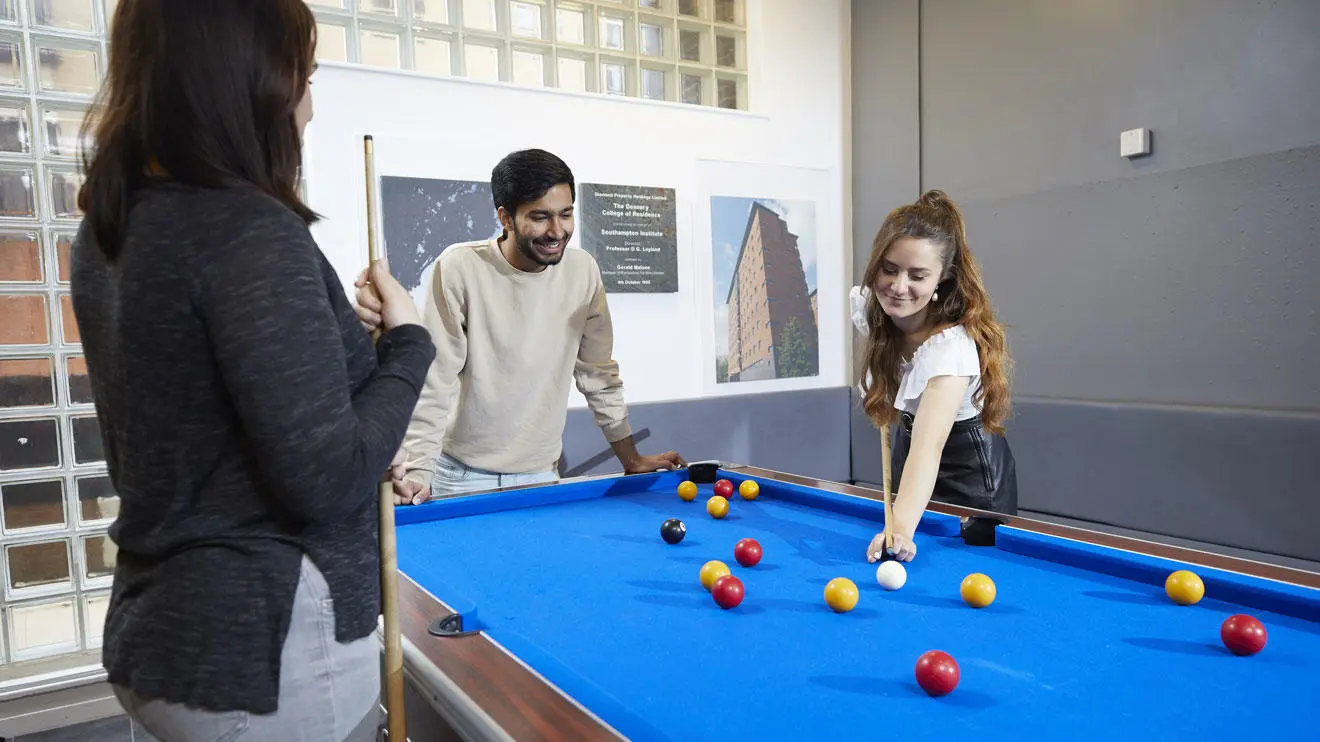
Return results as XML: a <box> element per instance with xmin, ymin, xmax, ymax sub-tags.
<box><xmin>852</xmin><ymin>190</ymin><xmax>1017</xmax><ymax>563</ymax></box>
<box><xmin>71</xmin><ymin>1</ymin><xmax>435</xmax><ymax>739</ymax></box>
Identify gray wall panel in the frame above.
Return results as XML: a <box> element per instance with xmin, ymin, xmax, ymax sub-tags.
<box><xmin>562</xmin><ymin>387</ymin><xmax>853</xmax><ymax>483</ymax></box>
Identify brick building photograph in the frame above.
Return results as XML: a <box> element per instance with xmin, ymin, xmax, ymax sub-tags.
<box><xmin>710</xmin><ymin>196</ymin><xmax>819</xmax><ymax>383</ymax></box>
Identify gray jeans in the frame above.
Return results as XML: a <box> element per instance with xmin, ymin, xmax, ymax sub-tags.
<box><xmin>113</xmin><ymin>556</ymin><xmax>381</xmax><ymax>741</ymax></box>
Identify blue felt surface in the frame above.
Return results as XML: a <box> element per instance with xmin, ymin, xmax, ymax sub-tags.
<box><xmin>396</xmin><ymin>471</ymin><xmax>1320</xmax><ymax>741</ymax></box>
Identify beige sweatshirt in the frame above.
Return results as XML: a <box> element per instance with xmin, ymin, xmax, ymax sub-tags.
<box><xmin>400</xmin><ymin>239</ymin><xmax>632</xmax><ymax>487</ymax></box>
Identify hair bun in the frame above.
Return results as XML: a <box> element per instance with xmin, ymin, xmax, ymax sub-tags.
<box><xmin>918</xmin><ymin>189</ymin><xmax>953</xmax><ymax>209</ymax></box>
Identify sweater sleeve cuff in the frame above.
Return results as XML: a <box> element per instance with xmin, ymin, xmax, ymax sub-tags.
<box><xmin>600</xmin><ymin>417</ymin><xmax>632</xmax><ymax>443</ymax></box>
<box><xmin>376</xmin><ymin>324</ymin><xmax>436</xmax><ymax>389</ymax></box>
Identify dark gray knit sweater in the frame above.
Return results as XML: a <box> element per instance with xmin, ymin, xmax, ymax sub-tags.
<box><xmin>70</xmin><ymin>182</ymin><xmax>435</xmax><ymax>714</ymax></box>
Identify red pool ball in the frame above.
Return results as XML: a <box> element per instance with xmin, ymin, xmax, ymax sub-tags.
<box><xmin>714</xmin><ymin>479</ymin><xmax>735</xmax><ymax>498</ymax></box>
<box><xmin>914</xmin><ymin>650</ymin><xmax>960</xmax><ymax>697</ymax></box>
<box><xmin>711</xmin><ymin>574</ymin><xmax>744</xmax><ymax>609</ymax></box>
<box><xmin>734</xmin><ymin>538</ymin><xmax>762</xmax><ymax>567</ymax></box>
<box><xmin>1221</xmin><ymin>614</ymin><xmax>1267</xmax><ymax>656</ymax></box>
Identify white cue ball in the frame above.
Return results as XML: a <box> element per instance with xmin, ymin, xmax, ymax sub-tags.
<box><xmin>875</xmin><ymin>560</ymin><xmax>907</xmax><ymax>590</ymax></box>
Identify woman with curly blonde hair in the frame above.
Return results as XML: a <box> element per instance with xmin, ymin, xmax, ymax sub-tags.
<box><xmin>851</xmin><ymin>190</ymin><xmax>1017</xmax><ymax>563</ymax></box>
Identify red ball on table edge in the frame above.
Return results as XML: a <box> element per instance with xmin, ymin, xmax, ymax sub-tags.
<box><xmin>734</xmin><ymin>538</ymin><xmax>762</xmax><ymax>567</ymax></box>
<box><xmin>711</xmin><ymin>574</ymin><xmax>745</xmax><ymax>609</ymax></box>
<box><xmin>915</xmin><ymin>650</ymin><xmax>959</xmax><ymax>696</ymax></box>
<box><xmin>1221</xmin><ymin>614</ymin><xmax>1267</xmax><ymax>656</ymax></box>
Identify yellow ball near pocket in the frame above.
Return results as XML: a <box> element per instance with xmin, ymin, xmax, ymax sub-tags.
<box><xmin>706</xmin><ymin>495</ymin><xmax>729</xmax><ymax>519</ymax></box>
<box><xmin>960</xmin><ymin>573</ymin><xmax>996</xmax><ymax>608</ymax></box>
<box><xmin>1164</xmin><ymin>570</ymin><xmax>1204</xmax><ymax>605</ymax></box>
<box><xmin>700</xmin><ymin>560</ymin><xmax>731</xmax><ymax>591</ymax></box>
<box><xmin>824</xmin><ymin>577</ymin><xmax>859</xmax><ymax>612</ymax></box>
<box><xmin>677</xmin><ymin>481</ymin><xmax>698</xmax><ymax>501</ymax></box>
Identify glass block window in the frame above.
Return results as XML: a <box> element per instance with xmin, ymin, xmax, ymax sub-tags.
<box><xmin>0</xmin><ymin>0</ymin><xmax>114</xmax><ymax>681</ymax></box>
<box><xmin>311</xmin><ymin>0</ymin><xmax>748</xmax><ymax>109</ymax></box>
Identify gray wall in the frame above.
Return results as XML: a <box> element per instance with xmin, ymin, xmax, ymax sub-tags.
<box><xmin>851</xmin><ymin>0</ymin><xmax>1320</xmax><ymax>561</ymax></box>
<box><xmin>564</xmin><ymin>387</ymin><xmax>853</xmax><ymax>483</ymax></box>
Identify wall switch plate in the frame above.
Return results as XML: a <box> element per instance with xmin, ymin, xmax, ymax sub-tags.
<box><xmin>1121</xmin><ymin>127</ymin><xmax>1151</xmax><ymax>158</ymax></box>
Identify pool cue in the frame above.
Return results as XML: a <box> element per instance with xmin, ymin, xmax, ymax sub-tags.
<box><xmin>881</xmin><ymin>423</ymin><xmax>894</xmax><ymax>556</ymax></box>
<box><xmin>363</xmin><ymin>134</ymin><xmax>406</xmax><ymax>742</ymax></box>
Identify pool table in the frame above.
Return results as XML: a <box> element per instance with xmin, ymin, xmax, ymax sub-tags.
<box><xmin>385</xmin><ymin>464</ymin><xmax>1320</xmax><ymax>741</ymax></box>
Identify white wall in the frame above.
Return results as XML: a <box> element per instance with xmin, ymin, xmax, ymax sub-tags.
<box><xmin>303</xmin><ymin>0</ymin><xmax>850</xmax><ymax>408</ymax></box>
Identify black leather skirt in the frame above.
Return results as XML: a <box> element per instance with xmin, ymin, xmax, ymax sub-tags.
<box><xmin>892</xmin><ymin>411</ymin><xmax>1018</xmax><ymax>545</ymax></box>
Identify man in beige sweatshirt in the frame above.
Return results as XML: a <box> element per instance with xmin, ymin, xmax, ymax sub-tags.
<box><xmin>358</xmin><ymin>149</ymin><xmax>686</xmax><ymax>503</ymax></box>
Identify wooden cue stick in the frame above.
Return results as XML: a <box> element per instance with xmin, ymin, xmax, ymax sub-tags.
<box><xmin>363</xmin><ymin>134</ymin><xmax>406</xmax><ymax>742</ymax></box>
<box><xmin>881</xmin><ymin>423</ymin><xmax>894</xmax><ymax>554</ymax></box>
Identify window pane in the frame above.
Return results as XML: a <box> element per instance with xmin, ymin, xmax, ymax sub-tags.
<box><xmin>0</xmin><ymin>98</ymin><xmax>31</xmax><ymax>154</ymax></box>
<box><xmin>315</xmin><ymin>22</ymin><xmax>349</xmax><ymax>62</ymax></box>
<box><xmin>59</xmin><ymin>293</ymin><xmax>78</xmax><ymax>344</ymax></box>
<box><xmin>511</xmin><ymin>50</ymin><xmax>544</xmax><ymax>86</ymax></box>
<box><xmin>8</xmin><ymin>599</ymin><xmax>77</xmax><ymax>659</ymax></box>
<box><xmin>66</xmin><ymin>355</ymin><xmax>90</xmax><ymax>404</ymax></box>
<box><xmin>360</xmin><ymin>29</ymin><xmax>401</xmax><ymax>68</ymax></box>
<box><xmin>0</xmin><ymin>231</ymin><xmax>40</xmax><ymax>282</ymax></box>
<box><xmin>679</xmin><ymin>29</ymin><xmax>701</xmax><ymax>62</ymax></box>
<box><xmin>362</xmin><ymin>0</ymin><xmax>398</xmax><ymax>15</ymax></box>
<box><xmin>83</xmin><ymin>534</ymin><xmax>114</xmax><ymax>581</ymax></box>
<box><xmin>716</xmin><ymin>34</ymin><xmax>736</xmax><ymax>66</ymax></box>
<box><xmin>715</xmin><ymin>0</ymin><xmax>738</xmax><ymax>24</ymax></box>
<box><xmin>0</xmin><ymin>357</ymin><xmax>55</xmax><ymax>408</ymax></box>
<box><xmin>556</xmin><ymin>8</ymin><xmax>584</xmax><ymax>45</ymax></box>
<box><xmin>642</xmin><ymin>68</ymin><xmax>664</xmax><ymax>100</ymax></box>
<box><xmin>35</xmin><ymin>40</ymin><xmax>100</xmax><ymax>95</ymax></box>
<box><xmin>601</xmin><ymin>62</ymin><xmax>625</xmax><ymax>95</ymax></box>
<box><xmin>511</xmin><ymin>1</ymin><xmax>542</xmax><ymax>38</ymax></box>
<box><xmin>718</xmin><ymin>76</ymin><xmax>737</xmax><ymax>108</ymax></box>
<box><xmin>77</xmin><ymin>475</ymin><xmax>116</xmax><ymax>523</ymax></box>
<box><xmin>54</xmin><ymin>230</ymin><xmax>72</xmax><ymax>283</ymax></box>
<box><xmin>0</xmin><ymin>417</ymin><xmax>60</xmax><ymax>470</ymax></box>
<box><xmin>1</xmin><ymin>479</ymin><xmax>64</xmax><ymax>531</ymax></box>
<box><xmin>40</xmin><ymin>105</ymin><xmax>89</xmax><ymax>158</ymax></box>
<box><xmin>306</xmin><ymin>0</ymin><xmax>347</xmax><ymax>7</ymax></box>
<box><xmin>679</xmin><ymin>0</ymin><xmax>700</xmax><ymax>17</ymax></box>
<box><xmin>0</xmin><ymin>166</ymin><xmax>36</xmax><ymax>218</ymax></box>
<box><xmin>640</xmin><ymin>23</ymin><xmax>663</xmax><ymax>56</ymax></box>
<box><xmin>462</xmin><ymin>0</ymin><xmax>496</xmax><ymax>31</ymax></box>
<box><xmin>413</xmin><ymin>0</ymin><xmax>448</xmax><ymax>24</ymax></box>
<box><xmin>557</xmin><ymin>56</ymin><xmax>587</xmax><ymax>92</ymax></box>
<box><xmin>681</xmin><ymin>72</ymin><xmax>701</xmax><ymax>104</ymax></box>
<box><xmin>0</xmin><ymin>294</ymin><xmax>48</xmax><ymax>345</ymax></box>
<box><xmin>49</xmin><ymin>169</ymin><xmax>84</xmax><ymax>221</ymax></box>
<box><xmin>414</xmin><ymin>36</ymin><xmax>452</xmax><ymax>76</ymax></box>
<box><xmin>0</xmin><ymin>34</ymin><xmax>25</xmax><ymax>91</ymax></box>
<box><xmin>7</xmin><ymin>540</ymin><xmax>71</xmax><ymax>591</ymax></box>
<box><xmin>83</xmin><ymin>593</ymin><xmax>108</xmax><ymax>648</ymax></box>
<box><xmin>463</xmin><ymin>43</ymin><xmax>500</xmax><ymax>82</ymax></box>
<box><xmin>598</xmin><ymin>16</ymin><xmax>623</xmax><ymax>51</ymax></box>
<box><xmin>640</xmin><ymin>0</ymin><xmax>661</xmax><ymax>7</ymax></box>
<box><xmin>71</xmin><ymin>415</ymin><xmax>102</xmax><ymax>464</ymax></box>
<box><xmin>0</xmin><ymin>0</ymin><xmax>15</xmax><ymax>23</ymax></box>
<box><xmin>33</xmin><ymin>0</ymin><xmax>97</xmax><ymax>32</ymax></box>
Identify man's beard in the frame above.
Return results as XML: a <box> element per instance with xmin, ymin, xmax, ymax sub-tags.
<box><xmin>513</xmin><ymin>226</ymin><xmax>569</xmax><ymax>267</ymax></box>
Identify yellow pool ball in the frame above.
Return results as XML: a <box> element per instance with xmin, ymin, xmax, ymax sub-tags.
<box><xmin>700</xmin><ymin>560</ymin><xmax>731</xmax><ymax>591</ymax></box>
<box><xmin>824</xmin><ymin>577</ymin><xmax>859</xmax><ymax>612</ymax></box>
<box><xmin>1165</xmin><ymin>569</ymin><xmax>1205</xmax><ymax>605</ymax></box>
<box><xmin>738</xmin><ymin>479</ymin><xmax>760</xmax><ymax>500</ymax></box>
<box><xmin>960</xmin><ymin>573</ymin><xmax>996</xmax><ymax>608</ymax></box>
<box><xmin>677</xmin><ymin>481</ymin><xmax>698</xmax><ymax>501</ymax></box>
<box><xmin>706</xmin><ymin>495</ymin><xmax>730</xmax><ymax>519</ymax></box>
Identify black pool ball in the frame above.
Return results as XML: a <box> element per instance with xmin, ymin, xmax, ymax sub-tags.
<box><xmin>661</xmin><ymin>518</ymin><xmax>687</xmax><ymax>544</ymax></box>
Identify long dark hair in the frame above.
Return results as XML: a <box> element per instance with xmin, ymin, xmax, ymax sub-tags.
<box><xmin>859</xmin><ymin>190</ymin><xmax>1012</xmax><ymax>433</ymax></box>
<box><xmin>78</xmin><ymin>0</ymin><xmax>319</xmax><ymax>257</ymax></box>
